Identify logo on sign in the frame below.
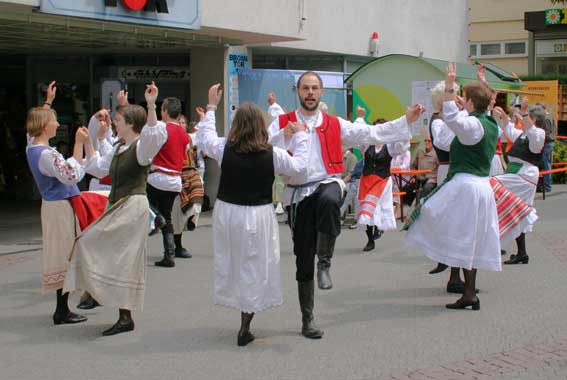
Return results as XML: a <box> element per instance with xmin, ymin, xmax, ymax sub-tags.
<box><xmin>104</xmin><ymin>0</ymin><xmax>169</xmax><ymax>13</ymax></box>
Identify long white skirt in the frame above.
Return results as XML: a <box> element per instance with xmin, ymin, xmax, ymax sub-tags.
<box><xmin>406</xmin><ymin>173</ymin><xmax>501</xmax><ymax>271</ymax></box>
<box><xmin>212</xmin><ymin>199</ymin><xmax>283</xmax><ymax>313</ymax></box>
<box><xmin>64</xmin><ymin>195</ymin><xmax>148</xmax><ymax>310</ymax></box>
<box><xmin>41</xmin><ymin>200</ymin><xmax>80</xmax><ymax>293</ymax></box>
<box><xmin>436</xmin><ymin>164</ymin><xmax>449</xmax><ymax>184</ymax></box>
<box><xmin>490</xmin><ymin>155</ymin><xmax>505</xmax><ymax>176</ymax></box>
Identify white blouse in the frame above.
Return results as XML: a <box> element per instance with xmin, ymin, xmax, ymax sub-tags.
<box><xmin>85</xmin><ymin>124</ymin><xmax>165</xmax><ymax>179</ymax></box>
<box><xmin>442</xmin><ymin>101</ymin><xmax>485</xmax><ymax>146</ymax></box>
<box><xmin>197</xmin><ymin>110</ymin><xmax>309</xmax><ymax>177</ymax></box>
<box><xmin>26</xmin><ymin>137</ymin><xmax>84</xmax><ymax>185</ymax></box>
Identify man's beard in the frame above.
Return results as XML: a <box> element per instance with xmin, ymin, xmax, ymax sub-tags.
<box><xmin>300</xmin><ymin>97</ymin><xmax>320</xmax><ymax>112</ymax></box>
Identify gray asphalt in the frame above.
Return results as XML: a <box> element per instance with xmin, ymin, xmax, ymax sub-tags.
<box><xmin>1</xmin><ymin>186</ymin><xmax>567</xmax><ymax>380</ymax></box>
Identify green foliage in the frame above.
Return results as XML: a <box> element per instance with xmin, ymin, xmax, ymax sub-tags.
<box><xmin>519</xmin><ymin>74</ymin><xmax>567</xmax><ymax>84</ymax></box>
<box><xmin>552</xmin><ymin>141</ymin><xmax>567</xmax><ymax>183</ymax></box>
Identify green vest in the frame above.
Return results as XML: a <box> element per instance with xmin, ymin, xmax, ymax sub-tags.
<box><xmin>108</xmin><ymin>140</ymin><xmax>150</xmax><ymax>204</ymax></box>
<box><xmin>447</xmin><ymin>111</ymin><xmax>498</xmax><ymax>178</ymax></box>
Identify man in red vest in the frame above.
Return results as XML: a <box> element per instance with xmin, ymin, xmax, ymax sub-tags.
<box><xmin>145</xmin><ymin>82</ymin><xmax>191</xmax><ymax>268</ymax></box>
<box><xmin>268</xmin><ymin>71</ymin><xmax>424</xmax><ymax>339</ymax></box>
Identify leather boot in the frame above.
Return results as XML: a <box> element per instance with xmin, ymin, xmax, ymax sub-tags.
<box><xmin>316</xmin><ymin>232</ymin><xmax>335</xmax><ymax>290</ymax></box>
<box><xmin>504</xmin><ymin>233</ymin><xmax>529</xmax><ymax>264</ymax></box>
<box><xmin>174</xmin><ymin>234</ymin><xmax>192</xmax><ymax>258</ymax></box>
<box><xmin>155</xmin><ymin>232</ymin><xmax>175</xmax><ymax>267</ymax></box>
<box><xmin>363</xmin><ymin>226</ymin><xmax>375</xmax><ymax>252</ymax></box>
<box><xmin>298</xmin><ymin>280</ymin><xmax>323</xmax><ymax>339</ymax></box>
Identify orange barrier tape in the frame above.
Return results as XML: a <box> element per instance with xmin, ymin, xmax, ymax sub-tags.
<box><xmin>539</xmin><ymin>167</ymin><xmax>567</xmax><ymax>176</ymax></box>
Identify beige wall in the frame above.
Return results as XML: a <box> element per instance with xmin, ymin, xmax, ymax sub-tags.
<box><xmin>470</xmin><ymin>21</ymin><xmax>528</xmax><ymax>42</ymax></box>
<box><xmin>470</xmin><ymin>0</ymin><xmax>554</xmax><ymax>22</ymax></box>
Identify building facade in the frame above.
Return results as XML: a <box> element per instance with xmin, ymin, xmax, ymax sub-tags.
<box><xmin>0</xmin><ymin>0</ymin><xmax>468</xmax><ymax>201</ymax></box>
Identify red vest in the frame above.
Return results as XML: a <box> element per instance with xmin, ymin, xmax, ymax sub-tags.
<box><xmin>152</xmin><ymin>122</ymin><xmax>190</xmax><ymax>173</ymax></box>
<box><xmin>278</xmin><ymin>111</ymin><xmax>344</xmax><ymax>174</ymax></box>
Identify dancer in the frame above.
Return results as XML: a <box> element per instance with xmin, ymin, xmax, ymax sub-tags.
<box><xmin>197</xmin><ymin>84</ymin><xmax>309</xmax><ymax>346</ymax></box>
<box><xmin>492</xmin><ymin>99</ymin><xmax>545</xmax><ymax>265</ymax></box>
<box><xmin>64</xmin><ymin>83</ymin><xmax>164</xmax><ymax>336</ymax></box>
<box><xmin>25</xmin><ymin>81</ymin><xmax>96</xmax><ymax>325</ymax></box>
<box><xmin>355</xmin><ymin>110</ymin><xmax>410</xmax><ymax>252</ymax></box>
<box><xmin>268</xmin><ymin>70</ymin><xmax>423</xmax><ymax>337</ymax></box>
<box><xmin>406</xmin><ymin>63</ymin><xmax>500</xmax><ymax>310</ymax></box>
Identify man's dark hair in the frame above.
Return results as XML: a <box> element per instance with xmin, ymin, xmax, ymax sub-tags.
<box><xmin>296</xmin><ymin>71</ymin><xmax>323</xmax><ymax>89</ymax></box>
<box><xmin>162</xmin><ymin>97</ymin><xmax>182</xmax><ymax>119</ymax></box>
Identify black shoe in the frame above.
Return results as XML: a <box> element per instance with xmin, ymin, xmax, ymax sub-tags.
<box><xmin>362</xmin><ymin>240</ymin><xmax>375</xmax><ymax>252</ymax></box>
<box><xmin>155</xmin><ymin>256</ymin><xmax>175</xmax><ymax>267</ymax></box>
<box><xmin>317</xmin><ymin>269</ymin><xmax>333</xmax><ymax>290</ymax></box>
<box><xmin>302</xmin><ymin>319</ymin><xmax>324</xmax><ymax>339</ymax></box>
<box><xmin>175</xmin><ymin>248</ymin><xmax>192</xmax><ymax>258</ymax></box>
<box><xmin>429</xmin><ymin>263</ymin><xmax>448</xmax><ymax>274</ymax></box>
<box><xmin>149</xmin><ymin>214</ymin><xmax>166</xmax><ymax>236</ymax></box>
<box><xmin>446</xmin><ymin>282</ymin><xmax>479</xmax><ymax>294</ymax></box>
<box><xmin>373</xmin><ymin>229</ymin><xmax>383</xmax><ymax>240</ymax></box>
<box><xmin>102</xmin><ymin>319</ymin><xmax>135</xmax><ymax>336</ymax></box>
<box><xmin>237</xmin><ymin>331</ymin><xmax>255</xmax><ymax>346</ymax></box>
<box><xmin>446</xmin><ymin>297</ymin><xmax>480</xmax><ymax>310</ymax></box>
<box><xmin>504</xmin><ymin>254</ymin><xmax>529</xmax><ymax>264</ymax></box>
<box><xmin>53</xmin><ymin>311</ymin><xmax>88</xmax><ymax>325</ymax></box>
<box><xmin>76</xmin><ymin>297</ymin><xmax>101</xmax><ymax>310</ymax></box>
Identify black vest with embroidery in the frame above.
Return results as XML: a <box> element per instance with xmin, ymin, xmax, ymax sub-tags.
<box><xmin>217</xmin><ymin>145</ymin><xmax>274</xmax><ymax>206</ymax></box>
<box><xmin>362</xmin><ymin>145</ymin><xmax>392</xmax><ymax>178</ymax></box>
<box><xmin>507</xmin><ymin>135</ymin><xmax>543</xmax><ymax>166</ymax></box>
<box><xmin>429</xmin><ymin>113</ymin><xmax>451</xmax><ymax>164</ymax></box>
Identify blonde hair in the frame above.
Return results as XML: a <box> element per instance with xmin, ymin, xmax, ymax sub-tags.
<box><xmin>26</xmin><ymin>107</ymin><xmax>56</xmax><ymax>137</ymax></box>
<box><xmin>431</xmin><ymin>81</ymin><xmax>460</xmax><ymax>112</ymax></box>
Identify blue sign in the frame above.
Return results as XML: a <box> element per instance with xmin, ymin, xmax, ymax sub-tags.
<box><xmin>40</xmin><ymin>0</ymin><xmax>200</xmax><ymax>30</ymax></box>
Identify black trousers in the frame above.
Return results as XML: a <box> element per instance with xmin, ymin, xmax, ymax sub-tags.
<box><xmin>147</xmin><ymin>184</ymin><xmax>178</xmax><ymax>234</ymax></box>
<box><xmin>288</xmin><ymin>182</ymin><xmax>342</xmax><ymax>282</ymax></box>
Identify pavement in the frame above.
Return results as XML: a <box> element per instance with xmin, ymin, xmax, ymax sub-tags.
<box><xmin>1</xmin><ymin>186</ymin><xmax>567</xmax><ymax>380</ymax></box>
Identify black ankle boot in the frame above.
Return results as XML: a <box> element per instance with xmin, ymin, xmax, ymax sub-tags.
<box><xmin>174</xmin><ymin>234</ymin><xmax>192</xmax><ymax>258</ymax></box>
<box><xmin>363</xmin><ymin>227</ymin><xmax>375</xmax><ymax>252</ymax></box>
<box><xmin>298</xmin><ymin>281</ymin><xmax>324</xmax><ymax>339</ymax></box>
<box><xmin>53</xmin><ymin>289</ymin><xmax>87</xmax><ymax>325</ymax></box>
<box><xmin>155</xmin><ymin>231</ymin><xmax>175</xmax><ymax>267</ymax></box>
<box><xmin>505</xmin><ymin>233</ymin><xmax>529</xmax><ymax>264</ymax></box>
<box><xmin>102</xmin><ymin>309</ymin><xmax>134</xmax><ymax>336</ymax></box>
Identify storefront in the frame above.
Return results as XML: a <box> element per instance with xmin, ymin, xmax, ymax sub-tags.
<box><xmin>525</xmin><ymin>9</ymin><xmax>567</xmax><ymax>75</ymax></box>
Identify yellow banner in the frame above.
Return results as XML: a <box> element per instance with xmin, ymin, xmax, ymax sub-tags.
<box><xmin>522</xmin><ymin>80</ymin><xmax>559</xmax><ymax>122</ymax></box>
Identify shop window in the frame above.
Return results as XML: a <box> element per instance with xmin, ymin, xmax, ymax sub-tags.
<box><xmin>505</xmin><ymin>42</ymin><xmax>526</xmax><ymax>55</ymax></box>
<box><xmin>469</xmin><ymin>44</ymin><xmax>477</xmax><ymax>57</ymax></box>
<box><xmin>481</xmin><ymin>43</ymin><xmax>501</xmax><ymax>56</ymax></box>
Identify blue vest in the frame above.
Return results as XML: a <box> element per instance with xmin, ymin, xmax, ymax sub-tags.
<box><xmin>26</xmin><ymin>145</ymin><xmax>80</xmax><ymax>201</ymax></box>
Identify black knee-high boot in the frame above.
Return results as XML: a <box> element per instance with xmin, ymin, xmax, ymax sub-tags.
<box><xmin>53</xmin><ymin>289</ymin><xmax>87</xmax><ymax>325</ymax></box>
<box><xmin>155</xmin><ymin>230</ymin><xmax>176</xmax><ymax>267</ymax></box>
<box><xmin>504</xmin><ymin>233</ymin><xmax>529</xmax><ymax>264</ymax></box>
<box><xmin>102</xmin><ymin>309</ymin><xmax>135</xmax><ymax>336</ymax></box>
<box><xmin>363</xmin><ymin>226</ymin><xmax>375</xmax><ymax>252</ymax></box>
<box><xmin>316</xmin><ymin>232</ymin><xmax>335</xmax><ymax>290</ymax></box>
<box><xmin>298</xmin><ymin>280</ymin><xmax>323</xmax><ymax>339</ymax></box>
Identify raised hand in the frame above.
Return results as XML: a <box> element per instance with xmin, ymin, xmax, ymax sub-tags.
<box><xmin>405</xmin><ymin>104</ymin><xmax>425</xmax><ymax>124</ymax></box>
<box><xmin>145</xmin><ymin>81</ymin><xmax>158</xmax><ymax>106</ymax></box>
<box><xmin>356</xmin><ymin>105</ymin><xmax>366</xmax><ymax>119</ymax></box>
<box><xmin>492</xmin><ymin>106</ymin><xmax>509</xmax><ymax>127</ymax></box>
<box><xmin>208</xmin><ymin>83</ymin><xmax>223</xmax><ymax>107</ymax></box>
<box><xmin>284</xmin><ymin>121</ymin><xmax>306</xmax><ymax>138</ymax></box>
<box><xmin>445</xmin><ymin>63</ymin><xmax>457</xmax><ymax>87</ymax></box>
<box><xmin>476</xmin><ymin>63</ymin><xmax>487</xmax><ymax>84</ymax></box>
<box><xmin>117</xmin><ymin>90</ymin><xmax>129</xmax><ymax>106</ymax></box>
<box><xmin>455</xmin><ymin>95</ymin><xmax>465</xmax><ymax>110</ymax></box>
<box><xmin>75</xmin><ymin>127</ymin><xmax>90</xmax><ymax>144</ymax></box>
<box><xmin>195</xmin><ymin>106</ymin><xmax>206</xmax><ymax>121</ymax></box>
<box><xmin>46</xmin><ymin>81</ymin><xmax>56</xmax><ymax>104</ymax></box>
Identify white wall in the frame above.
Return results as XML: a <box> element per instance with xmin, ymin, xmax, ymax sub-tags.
<box><xmin>202</xmin><ymin>0</ymin><xmax>469</xmax><ymax>62</ymax></box>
